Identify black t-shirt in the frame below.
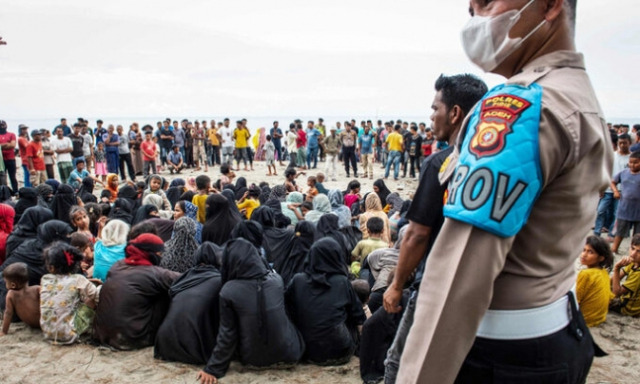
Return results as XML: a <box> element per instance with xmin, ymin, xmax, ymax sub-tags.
<box><xmin>408</xmin><ymin>135</ymin><xmax>423</xmax><ymax>157</ymax></box>
<box><xmin>157</xmin><ymin>128</ymin><xmax>174</xmax><ymax>149</ymax></box>
<box><xmin>68</xmin><ymin>133</ymin><xmax>85</xmax><ymax>158</ymax></box>
<box><xmin>405</xmin><ymin>146</ymin><xmax>454</xmax><ymax>288</ymax></box>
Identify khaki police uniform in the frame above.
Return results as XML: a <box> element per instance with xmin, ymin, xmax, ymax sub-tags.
<box><xmin>397</xmin><ymin>50</ymin><xmax>613</xmax><ymax>383</ymax></box>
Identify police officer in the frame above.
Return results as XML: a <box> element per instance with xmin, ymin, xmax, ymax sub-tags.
<box><xmin>397</xmin><ymin>0</ymin><xmax>612</xmax><ymax>383</ymax></box>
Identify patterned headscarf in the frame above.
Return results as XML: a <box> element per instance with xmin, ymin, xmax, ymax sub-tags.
<box><xmin>161</xmin><ymin>217</ymin><xmax>198</xmax><ymax>273</ymax></box>
<box><xmin>268</xmin><ymin>185</ymin><xmax>287</xmax><ymax>203</ymax></box>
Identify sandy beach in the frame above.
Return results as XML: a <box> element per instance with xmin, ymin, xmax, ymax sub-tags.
<box><xmin>1</xmin><ymin>158</ymin><xmax>639</xmax><ymax>384</ymax></box>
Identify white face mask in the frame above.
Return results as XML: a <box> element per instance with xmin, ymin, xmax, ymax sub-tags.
<box><xmin>461</xmin><ymin>0</ymin><xmax>547</xmax><ymax>72</ymax></box>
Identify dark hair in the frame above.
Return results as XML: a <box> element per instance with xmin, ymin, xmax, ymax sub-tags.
<box><xmin>74</xmin><ymin>158</ymin><xmax>85</xmax><ymax>166</ymax></box>
<box><xmin>128</xmin><ymin>221</ymin><xmax>158</xmax><ymax>241</ymax></box>
<box><xmin>351</xmin><ymin>279</ymin><xmax>370</xmax><ymax>304</ymax></box>
<box><xmin>43</xmin><ymin>241</ymin><xmax>83</xmax><ymax>274</ymax></box>
<box><xmin>195</xmin><ymin>175</ymin><xmax>211</xmax><ymax>190</ymax></box>
<box><xmin>220</xmin><ymin>164</ymin><xmax>230</xmax><ymax>175</ymax></box>
<box><xmin>266</xmin><ymin>135</ymin><xmax>272</xmax><ymax>141</ymax></box>
<box><xmin>618</xmin><ymin>133</ymin><xmax>632</xmax><ymax>143</ymax></box>
<box><xmin>307</xmin><ymin>176</ymin><xmax>317</xmax><ymax>185</ymax></box>
<box><xmin>3</xmin><ymin>262</ymin><xmax>29</xmax><ymax>285</ymax></box>
<box><xmin>632</xmin><ymin>234</ymin><xmax>640</xmax><ymax>248</ymax></box>
<box><xmin>149</xmin><ymin>174</ymin><xmax>162</xmax><ymax>184</ymax></box>
<box><xmin>630</xmin><ymin>151</ymin><xmax>640</xmax><ymax>160</ymax></box>
<box><xmin>584</xmin><ymin>235</ymin><xmax>613</xmax><ymax>271</ymax></box>
<box><xmin>285</xmin><ymin>167</ymin><xmax>297</xmax><ymax>178</ymax></box>
<box><xmin>98</xmin><ymin>202</ymin><xmax>111</xmax><ymax>217</ymax></box>
<box><xmin>301</xmin><ymin>201</ymin><xmax>313</xmax><ymax>211</ymax></box>
<box><xmin>366</xmin><ymin>216</ymin><xmax>384</xmax><ymax>235</ymax></box>
<box><xmin>348</xmin><ymin>180</ymin><xmax>361</xmax><ymax>191</ymax></box>
<box><xmin>70</xmin><ymin>232</ymin><xmax>91</xmax><ymax>251</ymax></box>
<box><xmin>248</xmin><ymin>186</ymin><xmax>261</xmax><ymax>198</ymax></box>
<box><xmin>434</xmin><ymin>73</ymin><xmax>488</xmax><ymax>116</ymax></box>
<box><xmin>84</xmin><ymin>202</ymin><xmax>101</xmax><ymax>223</ymax></box>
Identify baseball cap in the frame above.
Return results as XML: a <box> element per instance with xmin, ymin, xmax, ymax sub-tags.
<box><xmin>19</xmin><ymin>124</ymin><xmax>29</xmax><ymax>130</ymax></box>
<box><xmin>31</xmin><ymin>129</ymin><xmax>41</xmax><ymax>136</ymax></box>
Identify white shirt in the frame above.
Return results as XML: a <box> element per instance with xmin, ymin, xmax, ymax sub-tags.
<box><xmin>609</xmin><ymin>151</ymin><xmax>630</xmax><ymax>192</ymax></box>
<box><xmin>220</xmin><ymin>126</ymin><xmax>234</xmax><ymax>148</ymax></box>
<box><xmin>50</xmin><ymin>136</ymin><xmax>73</xmax><ymax>162</ymax></box>
<box><xmin>287</xmin><ymin>131</ymin><xmax>297</xmax><ymax>152</ymax></box>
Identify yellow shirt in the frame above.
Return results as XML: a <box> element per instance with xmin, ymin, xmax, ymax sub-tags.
<box><xmin>386</xmin><ymin>132</ymin><xmax>403</xmax><ymax>152</ymax></box>
<box><xmin>208</xmin><ymin>128</ymin><xmax>220</xmax><ymax>146</ymax></box>
<box><xmin>621</xmin><ymin>264</ymin><xmax>640</xmax><ymax>317</ymax></box>
<box><xmin>192</xmin><ymin>193</ymin><xmax>208</xmax><ymax>224</ymax></box>
<box><xmin>576</xmin><ymin>268</ymin><xmax>612</xmax><ymax>327</ymax></box>
<box><xmin>233</xmin><ymin>128</ymin><xmax>250</xmax><ymax>148</ymax></box>
<box><xmin>237</xmin><ymin>199</ymin><xmax>260</xmax><ymax>219</ymax></box>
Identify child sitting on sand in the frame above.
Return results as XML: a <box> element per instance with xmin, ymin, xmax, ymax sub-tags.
<box><xmin>315</xmin><ymin>172</ymin><xmax>329</xmax><ymax>195</ymax></box>
<box><xmin>351</xmin><ymin>217</ymin><xmax>388</xmax><ymax>277</ymax></box>
<box><xmin>284</xmin><ymin>167</ymin><xmax>305</xmax><ymax>193</ymax></box>
<box><xmin>70</xmin><ymin>205</ymin><xmax>95</xmax><ymax>244</ymax></box>
<box><xmin>142</xmin><ymin>174</ymin><xmax>171</xmax><ymax>211</ymax></box>
<box><xmin>611</xmin><ymin>234</ymin><xmax>640</xmax><ymax>317</ymax></box>
<box><xmin>305</xmin><ymin>176</ymin><xmax>319</xmax><ymax>202</ymax></box>
<box><xmin>344</xmin><ymin>180</ymin><xmax>361</xmax><ymax>209</ymax></box>
<box><xmin>220</xmin><ymin>164</ymin><xmax>235</xmax><ymax>188</ymax></box>
<box><xmin>576</xmin><ymin>236</ymin><xmax>614</xmax><ymax>327</ymax></box>
<box><xmin>237</xmin><ymin>186</ymin><xmax>261</xmax><ymax>219</ymax></box>
<box><xmin>192</xmin><ymin>175</ymin><xmax>212</xmax><ymax>224</ymax></box>
<box><xmin>40</xmin><ymin>242</ymin><xmax>98</xmax><ymax>345</ymax></box>
<box><xmin>1</xmin><ymin>262</ymin><xmax>41</xmax><ymax>336</ymax></box>
<box><xmin>71</xmin><ymin>232</ymin><xmax>95</xmax><ymax>278</ymax></box>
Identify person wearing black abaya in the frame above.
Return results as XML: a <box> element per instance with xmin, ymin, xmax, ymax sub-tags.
<box><xmin>316</xmin><ymin>214</ymin><xmax>353</xmax><ymax>266</ymax></box>
<box><xmin>202</xmin><ymin>194</ymin><xmax>240</xmax><ymax>246</ymax></box>
<box><xmin>166</xmin><ymin>178</ymin><xmax>186</xmax><ymax>209</ymax></box>
<box><xmin>132</xmin><ymin>204</ymin><xmax>159</xmax><ymax>225</ymax></box>
<box><xmin>285</xmin><ymin>238</ymin><xmax>366</xmax><ymax>365</ymax></box>
<box><xmin>36</xmin><ymin>184</ymin><xmax>54</xmax><ymax>208</ymax></box>
<box><xmin>197</xmin><ymin>238</ymin><xmax>304</xmax><ymax>382</ymax></box>
<box><xmin>51</xmin><ymin>184</ymin><xmax>78</xmax><ymax>224</ymax></box>
<box><xmin>5</xmin><ymin>205</ymin><xmax>54</xmax><ymax>257</ymax></box>
<box><xmin>118</xmin><ymin>185</ymin><xmax>141</xmax><ymax>214</ymax></box>
<box><xmin>0</xmin><ymin>185</ymin><xmax>14</xmax><ymax>207</ymax></box>
<box><xmin>0</xmin><ymin>220</ymin><xmax>73</xmax><ymax>311</ymax></box>
<box><xmin>77</xmin><ymin>177</ymin><xmax>98</xmax><ymax>204</ymax></box>
<box><xmin>250</xmin><ymin>206</ymin><xmax>295</xmax><ymax>267</ymax></box>
<box><xmin>109</xmin><ymin>198</ymin><xmax>134</xmax><ymax>225</ymax></box>
<box><xmin>264</xmin><ymin>199</ymin><xmax>292</xmax><ymax>228</ymax></box>
<box><xmin>220</xmin><ymin>189</ymin><xmax>242</xmax><ymax>220</ymax></box>
<box><xmin>234</xmin><ymin>177</ymin><xmax>247</xmax><ymax>198</ymax></box>
<box><xmin>13</xmin><ymin>187</ymin><xmax>38</xmax><ymax>225</ymax></box>
<box><xmin>155</xmin><ymin>242</ymin><xmax>224</xmax><ymax>364</ymax></box>
<box><xmin>275</xmin><ymin>221</ymin><xmax>315</xmax><ymax>285</ymax></box>
<box><xmin>372</xmin><ymin>179</ymin><xmax>391</xmax><ymax>209</ymax></box>
<box><xmin>231</xmin><ymin>220</ymin><xmax>264</xmax><ymax>252</ymax></box>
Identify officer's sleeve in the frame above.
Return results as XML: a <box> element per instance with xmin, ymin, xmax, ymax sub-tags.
<box><xmin>397</xmin><ymin>219</ymin><xmax>514</xmax><ymax>383</ymax></box>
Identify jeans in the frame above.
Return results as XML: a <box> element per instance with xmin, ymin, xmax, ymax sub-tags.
<box><xmin>143</xmin><ymin>160</ymin><xmax>157</xmax><ymax>177</ymax></box>
<box><xmin>409</xmin><ymin>155</ymin><xmax>420</xmax><ymax>178</ymax></box>
<box><xmin>307</xmin><ymin>146</ymin><xmax>319</xmax><ymax>168</ymax></box>
<box><xmin>385</xmin><ymin>150</ymin><xmax>401</xmax><ymax>179</ymax></box>
<box><xmin>22</xmin><ymin>164</ymin><xmax>32</xmax><ymax>187</ymax></box>
<box><xmin>274</xmin><ymin>144</ymin><xmax>283</xmax><ymax>163</ymax></box>
<box><xmin>594</xmin><ymin>192</ymin><xmax>617</xmax><ymax>236</ymax></box>
<box><xmin>384</xmin><ymin>291</ymin><xmax>417</xmax><ymax>384</ymax></box>
<box><xmin>343</xmin><ymin>146</ymin><xmax>358</xmax><ymax>176</ymax></box>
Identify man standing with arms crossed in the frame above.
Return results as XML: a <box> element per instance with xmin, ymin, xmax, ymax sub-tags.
<box><xmin>395</xmin><ymin>1</ymin><xmax>611</xmax><ymax>383</ymax></box>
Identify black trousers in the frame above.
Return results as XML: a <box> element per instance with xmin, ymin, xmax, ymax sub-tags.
<box><xmin>343</xmin><ymin>146</ymin><xmax>358</xmax><ymax>176</ymax></box>
<box><xmin>119</xmin><ymin>153</ymin><xmax>136</xmax><ymax>181</ymax></box>
<box><xmin>2</xmin><ymin>159</ymin><xmax>18</xmax><ymax>193</ymax></box>
<box><xmin>455</xmin><ymin>293</ymin><xmax>596</xmax><ymax>384</ymax></box>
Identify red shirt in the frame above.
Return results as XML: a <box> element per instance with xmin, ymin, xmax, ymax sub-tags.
<box><xmin>26</xmin><ymin>141</ymin><xmax>45</xmax><ymax>171</ymax></box>
<box><xmin>18</xmin><ymin>136</ymin><xmax>30</xmax><ymax>164</ymax></box>
<box><xmin>296</xmin><ymin>129</ymin><xmax>307</xmax><ymax>148</ymax></box>
<box><xmin>0</xmin><ymin>132</ymin><xmax>16</xmax><ymax>160</ymax></box>
<box><xmin>141</xmin><ymin>140</ymin><xmax>156</xmax><ymax>162</ymax></box>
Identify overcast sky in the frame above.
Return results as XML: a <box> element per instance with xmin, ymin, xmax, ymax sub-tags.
<box><xmin>0</xmin><ymin>0</ymin><xmax>638</xmax><ymax>125</ymax></box>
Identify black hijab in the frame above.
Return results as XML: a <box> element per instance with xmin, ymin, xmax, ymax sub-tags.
<box><xmin>132</xmin><ymin>204</ymin><xmax>159</xmax><ymax>225</ymax></box>
<box><xmin>36</xmin><ymin>184</ymin><xmax>54</xmax><ymax>207</ymax></box>
<box><xmin>373</xmin><ymin>179</ymin><xmax>391</xmax><ymax>208</ymax></box>
<box><xmin>51</xmin><ymin>184</ymin><xmax>77</xmax><ymax>224</ymax></box>
<box><xmin>304</xmin><ymin>237</ymin><xmax>348</xmax><ymax>288</ymax></box>
<box><xmin>231</xmin><ymin>220</ymin><xmax>264</xmax><ymax>251</ymax></box>
<box><xmin>275</xmin><ymin>221</ymin><xmax>315</xmax><ymax>285</ymax></box>
<box><xmin>258</xmin><ymin>186</ymin><xmax>271</xmax><ymax>205</ymax></box>
<box><xmin>14</xmin><ymin>187</ymin><xmax>38</xmax><ymax>225</ymax></box>
<box><xmin>221</xmin><ymin>189</ymin><xmax>242</xmax><ymax>219</ymax></box>
<box><xmin>179</xmin><ymin>190</ymin><xmax>196</xmax><ymax>203</ymax></box>
<box><xmin>109</xmin><ymin>198</ymin><xmax>134</xmax><ymax>224</ymax></box>
<box><xmin>250</xmin><ymin>206</ymin><xmax>275</xmax><ymax>228</ymax></box>
<box><xmin>118</xmin><ymin>185</ymin><xmax>140</xmax><ymax>215</ymax></box>
<box><xmin>202</xmin><ymin>194</ymin><xmax>240</xmax><ymax>246</ymax></box>
<box><xmin>166</xmin><ymin>178</ymin><xmax>186</xmax><ymax>210</ymax></box>
<box><xmin>316</xmin><ymin>214</ymin><xmax>352</xmax><ymax>266</ymax></box>
<box><xmin>264</xmin><ymin>199</ymin><xmax>291</xmax><ymax>228</ymax></box>
<box><xmin>168</xmin><ymin>241</ymin><xmax>224</xmax><ymax>298</ymax></box>
<box><xmin>5</xmin><ymin>206</ymin><xmax>53</xmax><ymax>256</ymax></box>
<box><xmin>0</xmin><ymin>185</ymin><xmax>13</xmax><ymax>205</ymax></box>
<box><xmin>78</xmin><ymin>177</ymin><xmax>98</xmax><ymax>203</ymax></box>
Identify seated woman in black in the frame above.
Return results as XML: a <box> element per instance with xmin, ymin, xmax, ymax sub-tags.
<box><xmin>197</xmin><ymin>238</ymin><xmax>304</xmax><ymax>384</ymax></box>
<box><xmin>285</xmin><ymin>238</ymin><xmax>366</xmax><ymax>365</ymax></box>
<box><xmin>155</xmin><ymin>242</ymin><xmax>224</xmax><ymax>364</ymax></box>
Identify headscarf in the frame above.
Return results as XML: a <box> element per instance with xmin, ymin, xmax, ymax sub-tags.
<box><xmin>36</xmin><ymin>184</ymin><xmax>54</xmax><ymax>207</ymax></box>
<box><xmin>162</xmin><ymin>217</ymin><xmax>198</xmax><ymax>273</ymax></box>
<box><xmin>109</xmin><ymin>198</ymin><xmax>134</xmax><ymax>224</ymax></box>
<box><xmin>166</xmin><ymin>178</ymin><xmax>186</xmax><ymax>209</ymax></box>
<box><xmin>194</xmin><ymin>242</ymin><xmax>223</xmax><ymax>267</ymax></box>
<box><xmin>365</xmin><ymin>192</ymin><xmax>383</xmax><ymax>212</ymax></box>
<box><xmin>14</xmin><ymin>187</ymin><xmax>38</xmax><ymax>225</ymax></box>
<box><xmin>250</xmin><ymin>206</ymin><xmax>275</xmax><ymax>228</ymax></box>
<box><xmin>281</xmin><ymin>192</ymin><xmax>304</xmax><ymax>225</ymax></box>
<box><xmin>328</xmin><ymin>189</ymin><xmax>352</xmax><ymax>228</ymax></box>
<box><xmin>304</xmin><ymin>194</ymin><xmax>332</xmax><ymax>225</ymax></box>
<box><xmin>202</xmin><ymin>193</ymin><xmax>240</xmax><ymax>246</ymax></box>
<box><xmin>258</xmin><ymin>186</ymin><xmax>272</xmax><ymax>205</ymax></box>
<box><xmin>50</xmin><ymin>184</ymin><xmax>77</xmax><ymax>224</ymax></box>
<box><xmin>275</xmin><ymin>221</ymin><xmax>315</xmax><ymax>285</ymax></box>
<box><xmin>373</xmin><ymin>179</ymin><xmax>391</xmax><ymax>207</ymax></box>
<box><xmin>235</xmin><ymin>177</ymin><xmax>247</xmax><ymax>192</ymax></box>
<box><xmin>0</xmin><ymin>185</ymin><xmax>14</xmax><ymax>205</ymax></box>
<box><xmin>386</xmin><ymin>192</ymin><xmax>404</xmax><ymax>217</ymax></box>
<box><xmin>6</xmin><ymin>206</ymin><xmax>53</xmax><ymax>256</ymax></box>
<box><xmin>264</xmin><ymin>199</ymin><xmax>291</xmax><ymax>228</ymax></box>
<box><xmin>45</xmin><ymin>179</ymin><xmax>60</xmax><ymax>194</ymax></box>
<box><xmin>132</xmin><ymin>204</ymin><xmax>159</xmax><ymax>225</ymax></box>
<box><xmin>231</xmin><ymin>220</ymin><xmax>264</xmax><ymax>251</ymax></box>
<box><xmin>143</xmin><ymin>193</ymin><xmax>164</xmax><ymax>211</ymax></box>
<box><xmin>179</xmin><ymin>190</ymin><xmax>195</xmax><ymax>203</ymax></box>
<box><xmin>316</xmin><ymin>214</ymin><xmax>353</xmax><ymax>265</ymax></box>
<box><xmin>180</xmin><ymin>201</ymin><xmax>203</xmax><ymax>244</ymax></box>
<box><xmin>304</xmin><ymin>237</ymin><xmax>348</xmax><ymax>288</ymax></box>
<box><xmin>221</xmin><ymin>189</ymin><xmax>242</xmax><ymax>220</ymax></box>
<box><xmin>124</xmin><ymin>233</ymin><xmax>165</xmax><ymax>267</ymax></box>
<box><xmin>186</xmin><ymin>177</ymin><xmax>197</xmax><ymax>192</ymax></box>
<box><xmin>0</xmin><ymin>204</ymin><xmax>15</xmax><ymax>263</ymax></box>
<box><xmin>105</xmin><ymin>173</ymin><xmax>119</xmax><ymax>202</ymax></box>
<box><xmin>78</xmin><ymin>177</ymin><xmax>98</xmax><ymax>203</ymax></box>
<box><xmin>168</xmin><ymin>241</ymin><xmax>224</xmax><ymax>298</ymax></box>
<box><xmin>269</xmin><ymin>185</ymin><xmax>287</xmax><ymax>203</ymax></box>
<box><xmin>100</xmin><ymin>219</ymin><xmax>130</xmax><ymax>246</ymax></box>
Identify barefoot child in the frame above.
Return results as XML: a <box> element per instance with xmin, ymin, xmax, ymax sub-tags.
<box><xmin>284</xmin><ymin>167</ymin><xmax>305</xmax><ymax>193</ymax></box>
<box><xmin>305</xmin><ymin>176</ymin><xmax>319</xmax><ymax>202</ymax></box>
<box><xmin>265</xmin><ymin>135</ymin><xmax>277</xmax><ymax>176</ymax></box>
<box><xmin>611</xmin><ymin>151</ymin><xmax>640</xmax><ymax>254</ymax></box>
<box><xmin>94</xmin><ymin>141</ymin><xmax>107</xmax><ymax>183</ymax></box>
<box><xmin>220</xmin><ymin>164</ymin><xmax>236</xmax><ymax>189</ymax></box>
<box><xmin>576</xmin><ymin>236</ymin><xmax>614</xmax><ymax>327</ymax></box>
<box><xmin>40</xmin><ymin>242</ymin><xmax>98</xmax><ymax>344</ymax></box>
<box><xmin>1</xmin><ymin>263</ymin><xmax>41</xmax><ymax>336</ymax></box>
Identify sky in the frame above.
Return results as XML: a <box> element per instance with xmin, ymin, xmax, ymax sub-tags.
<box><xmin>0</xmin><ymin>0</ymin><xmax>638</xmax><ymax>130</ymax></box>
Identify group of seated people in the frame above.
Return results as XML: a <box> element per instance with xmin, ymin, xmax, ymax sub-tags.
<box><xmin>0</xmin><ymin>168</ymin><xmax>414</xmax><ymax>383</ymax></box>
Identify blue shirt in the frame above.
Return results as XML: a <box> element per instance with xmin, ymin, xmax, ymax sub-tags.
<box><xmin>68</xmin><ymin>168</ymin><xmax>89</xmax><ymax>189</ymax></box>
<box><xmin>306</xmin><ymin>128</ymin><xmax>321</xmax><ymax>149</ymax></box>
<box><xmin>359</xmin><ymin>132</ymin><xmax>375</xmax><ymax>154</ymax></box>
<box><xmin>614</xmin><ymin>169</ymin><xmax>640</xmax><ymax>221</ymax></box>
<box><xmin>168</xmin><ymin>151</ymin><xmax>183</xmax><ymax>165</ymax></box>
<box><xmin>270</xmin><ymin>128</ymin><xmax>283</xmax><ymax>148</ymax></box>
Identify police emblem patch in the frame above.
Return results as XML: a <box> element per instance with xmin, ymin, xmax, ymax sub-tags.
<box><xmin>469</xmin><ymin>94</ymin><xmax>531</xmax><ymax>158</ymax></box>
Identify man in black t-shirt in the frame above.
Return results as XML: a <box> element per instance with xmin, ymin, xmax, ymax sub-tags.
<box><xmin>68</xmin><ymin>123</ymin><xmax>85</xmax><ymax>165</ymax></box>
<box><xmin>382</xmin><ymin>74</ymin><xmax>487</xmax><ymax>383</ymax></box>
